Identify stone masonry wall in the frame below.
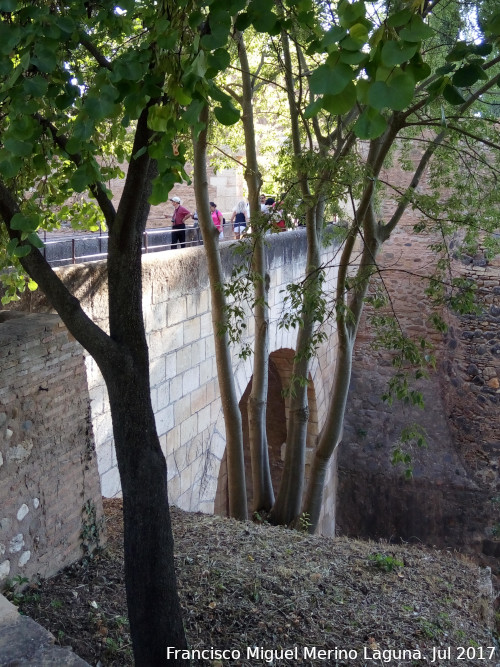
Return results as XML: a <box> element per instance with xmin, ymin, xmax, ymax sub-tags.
<box><xmin>0</xmin><ymin>312</ymin><xmax>103</xmax><ymax>588</ymax></box>
<box><xmin>336</xmin><ymin>158</ymin><xmax>499</xmax><ymax>557</ymax></box>
<box><xmin>16</xmin><ymin>230</ymin><xmax>340</xmax><ymax>533</ymax></box>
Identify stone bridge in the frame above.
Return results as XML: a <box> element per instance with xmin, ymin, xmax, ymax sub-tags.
<box><xmin>33</xmin><ymin>229</ymin><xmax>340</xmax><ymax>534</ymax></box>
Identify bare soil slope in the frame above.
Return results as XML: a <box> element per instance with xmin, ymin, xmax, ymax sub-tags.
<box><xmin>13</xmin><ymin>500</ymin><xmax>498</xmax><ymax>667</ymax></box>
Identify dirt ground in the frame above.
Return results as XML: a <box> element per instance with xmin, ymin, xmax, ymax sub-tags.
<box><xmin>12</xmin><ymin>499</ymin><xmax>499</xmax><ymax>667</ymax></box>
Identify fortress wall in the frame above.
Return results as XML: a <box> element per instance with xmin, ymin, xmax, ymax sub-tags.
<box><xmin>0</xmin><ymin>312</ymin><xmax>103</xmax><ymax>588</ymax></box>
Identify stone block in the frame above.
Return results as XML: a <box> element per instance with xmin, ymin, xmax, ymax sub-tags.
<box><xmin>183</xmin><ymin>317</ymin><xmax>201</xmax><ymax>345</ymax></box>
<box><xmin>161</xmin><ymin>322</ymin><xmax>183</xmax><ymax>352</ymax></box>
<box><xmin>169</xmin><ymin>375</ymin><xmax>183</xmax><ymax>403</ymax></box>
<box><xmin>166</xmin><ymin>424</ymin><xmax>180</xmax><ymax>456</ymax></box>
<box><xmin>155</xmin><ymin>405</ymin><xmax>174</xmax><ymax>437</ymax></box>
<box><xmin>174</xmin><ymin>395</ymin><xmax>191</xmax><ymax>424</ymax></box>
<box><xmin>167</xmin><ymin>297</ymin><xmax>187</xmax><ymax>326</ymax></box>
<box><xmin>180</xmin><ymin>414</ymin><xmax>198</xmax><ymax>444</ymax></box>
<box><xmin>182</xmin><ymin>367</ymin><xmax>200</xmax><ymax>396</ymax></box>
<box><xmin>101</xmin><ymin>468</ymin><xmax>122</xmax><ymax>498</ymax></box>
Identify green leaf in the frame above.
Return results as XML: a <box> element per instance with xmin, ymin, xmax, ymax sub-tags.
<box><xmin>69</xmin><ymin>162</ymin><xmax>98</xmax><ymax>192</ymax></box>
<box><xmin>309</xmin><ymin>63</ymin><xmax>352</xmax><ymax>95</ymax></box>
<box><xmin>0</xmin><ymin>0</ymin><xmax>17</xmax><ymax>10</ymax></box>
<box><xmin>31</xmin><ymin>43</ymin><xmax>58</xmax><ymax>73</ymax></box>
<box><xmin>348</xmin><ymin>22</ymin><xmax>369</xmax><ymax>45</ymax></box>
<box><xmin>6</xmin><ymin>238</ymin><xmax>19</xmax><ymax>255</ymax></box>
<box><xmin>452</xmin><ymin>63</ymin><xmax>487</xmax><ymax>88</ymax></box>
<box><xmin>214</xmin><ymin>104</ymin><xmax>240</xmax><ymax>125</ymax></box>
<box><xmin>442</xmin><ymin>84</ymin><xmax>465</xmax><ymax>105</ymax></box>
<box><xmin>113</xmin><ymin>58</ymin><xmax>149</xmax><ymax>82</ymax></box>
<box><xmin>322</xmin><ymin>25</ymin><xmax>348</xmax><ymax>46</ymax></box>
<box><xmin>381</xmin><ymin>40</ymin><xmax>418</xmax><ymax>66</ymax></box>
<box><xmin>182</xmin><ymin>98</ymin><xmax>205</xmax><ymax>125</ymax></box>
<box><xmin>0</xmin><ymin>22</ymin><xmax>21</xmax><ymax>56</ymax></box>
<box><xmin>0</xmin><ymin>153</ymin><xmax>22</xmax><ymax>178</ymax></box>
<box><xmin>339</xmin><ymin>1</ymin><xmax>366</xmax><ymax>28</ymax></box>
<box><xmin>4</xmin><ymin>137</ymin><xmax>33</xmax><ymax>157</ymax></box>
<box><xmin>445</xmin><ymin>41</ymin><xmax>471</xmax><ymax>62</ymax></box>
<box><xmin>10</xmin><ymin>212</ymin><xmax>40</xmax><ymax>232</ymax></box>
<box><xmin>27</xmin><ymin>232</ymin><xmax>44</xmax><ymax>249</ymax></box>
<box><xmin>356</xmin><ymin>78</ymin><xmax>370</xmax><ymax>104</ymax></box>
<box><xmin>252</xmin><ymin>10</ymin><xmax>280</xmax><ymax>34</ymax></box>
<box><xmin>436</xmin><ymin>64</ymin><xmax>455</xmax><ymax>75</ymax></box>
<box><xmin>353</xmin><ymin>107</ymin><xmax>387</xmax><ymax>139</ymax></box>
<box><xmin>406</xmin><ymin>60</ymin><xmax>431</xmax><ymax>82</ymax></box>
<box><xmin>339</xmin><ymin>48</ymin><xmax>367</xmax><ymax>65</ymax></box>
<box><xmin>370</xmin><ymin>70</ymin><xmax>415</xmax><ymax>111</ymax></box>
<box><xmin>304</xmin><ymin>97</ymin><xmax>323</xmax><ymax>118</ymax></box>
<box><xmin>85</xmin><ymin>83</ymin><xmax>119</xmax><ymax>120</ymax></box>
<box><xmin>188</xmin><ymin>50</ymin><xmax>208</xmax><ymax>79</ymax></box>
<box><xmin>399</xmin><ymin>16</ymin><xmax>434</xmax><ymax>42</ymax></box>
<box><xmin>322</xmin><ymin>81</ymin><xmax>356</xmax><ymax>114</ymax></box>
<box><xmin>13</xmin><ymin>245</ymin><xmax>32</xmax><ymax>258</ymax></box>
<box><xmin>472</xmin><ymin>42</ymin><xmax>492</xmax><ymax>57</ymax></box>
<box><xmin>386</xmin><ymin>8</ymin><xmax>413</xmax><ymax>28</ymax></box>
<box><xmin>54</xmin><ymin>15</ymin><xmax>76</xmax><ymax>34</ymax></box>
<box><xmin>170</xmin><ymin>84</ymin><xmax>192</xmax><ymax>106</ymax></box>
<box><xmin>23</xmin><ymin>75</ymin><xmax>49</xmax><ymax>97</ymax></box>
<box><xmin>234</xmin><ymin>12</ymin><xmax>252</xmax><ymax>31</ymax></box>
<box><xmin>485</xmin><ymin>12</ymin><xmax>500</xmax><ymax>36</ymax></box>
<box><xmin>207</xmin><ymin>48</ymin><xmax>231</xmax><ymax>73</ymax></box>
<box><xmin>147</xmin><ymin>104</ymin><xmax>171</xmax><ymax>132</ymax></box>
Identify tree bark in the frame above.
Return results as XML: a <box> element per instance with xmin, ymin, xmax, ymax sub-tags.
<box><xmin>0</xmin><ymin>109</ymin><xmax>188</xmax><ymax>666</ymax></box>
<box><xmin>269</xmin><ymin>29</ymin><xmax>323</xmax><ymax>526</ymax></box>
<box><xmin>192</xmin><ymin>104</ymin><xmax>248</xmax><ymax>520</ymax></box>
<box><xmin>236</xmin><ymin>29</ymin><xmax>274</xmax><ymax>512</ymax></box>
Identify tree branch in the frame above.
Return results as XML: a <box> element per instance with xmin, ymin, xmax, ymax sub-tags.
<box><xmin>79</xmin><ymin>31</ymin><xmax>113</xmax><ymax>70</ymax></box>
<box><xmin>33</xmin><ymin>113</ymin><xmax>117</xmax><ymax>229</ymax></box>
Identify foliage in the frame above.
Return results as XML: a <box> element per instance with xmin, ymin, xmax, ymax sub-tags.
<box><xmin>1</xmin><ymin>0</ymin><xmax>500</xmax><ymax>540</ymax></box>
<box><xmin>369</xmin><ymin>553</ymin><xmax>404</xmax><ymax>572</ymax></box>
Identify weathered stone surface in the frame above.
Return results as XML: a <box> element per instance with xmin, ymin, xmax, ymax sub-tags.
<box><xmin>0</xmin><ymin>314</ymin><xmax>103</xmax><ymax>588</ymax></box>
<box><xmin>0</xmin><ymin>597</ymin><xmax>90</xmax><ymax>666</ymax></box>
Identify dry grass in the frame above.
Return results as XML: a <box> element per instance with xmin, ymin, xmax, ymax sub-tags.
<box><xmin>15</xmin><ymin>499</ymin><xmax>498</xmax><ymax>666</ymax></box>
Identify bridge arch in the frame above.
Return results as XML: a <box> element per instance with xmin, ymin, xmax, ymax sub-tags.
<box><xmin>214</xmin><ymin>348</ymin><xmax>321</xmax><ymax>518</ymax></box>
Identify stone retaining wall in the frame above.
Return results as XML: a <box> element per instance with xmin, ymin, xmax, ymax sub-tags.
<box><xmin>0</xmin><ymin>312</ymin><xmax>103</xmax><ymax>588</ymax></box>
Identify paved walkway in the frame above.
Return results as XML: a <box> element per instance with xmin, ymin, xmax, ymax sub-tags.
<box><xmin>0</xmin><ymin>594</ymin><xmax>90</xmax><ymax>666</ymax></box>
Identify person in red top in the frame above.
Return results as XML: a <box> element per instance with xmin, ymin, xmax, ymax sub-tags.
<box><xmin>210</xmin><ymin>202</ymin><xmax>224</xmax><ymax>238</ymax></box>
<box><xmin>169</xmin><ymin>196</ymin><xmax>191</xmax><ymax>249</ymax></box>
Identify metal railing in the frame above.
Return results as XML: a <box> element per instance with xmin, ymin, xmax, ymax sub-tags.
<box><xmin>40</xmin><ymin>225</ymin><xmax>205</xmax><ymax>267</ymax></box>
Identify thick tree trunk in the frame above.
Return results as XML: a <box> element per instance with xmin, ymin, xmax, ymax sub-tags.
<box><xmin>192</xmin><ymin>105</ymin><xmax>248</xmax><ymax>520</ymax></box>
<box><xmin>0</xmin><ymin>111</ymin><xmax>189</xmax><ymax>664</ymax></box>
<box><xmin>105</xmin><ymin>366</ymin><xmax>187</xmax><ymax>665</ymax></box>
<box><xmin>236</xmin><ymin>30</ymin><xmax>274</xmax><ymax>512</ymax></box>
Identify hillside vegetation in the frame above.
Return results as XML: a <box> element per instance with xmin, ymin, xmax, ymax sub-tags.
<box><xmin>13</xmin><ymin>500</ymin><xmax>498</xmax><ymax>666</ymax></box>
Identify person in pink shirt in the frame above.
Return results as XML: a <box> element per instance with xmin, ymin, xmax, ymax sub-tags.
<box><xmin>169</xmin><ymin>196</ymin><xmax>191</xmax><ymax>249</ymax></box>
<box><xmin>210</xmin><ymin>202</ymin><xmax>224</xmax><ymax>238</ymax></box>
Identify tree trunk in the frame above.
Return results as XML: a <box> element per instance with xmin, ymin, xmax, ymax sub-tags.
<box><xmin>192</xmin><ymin>105</ymin><xmax>248</xmax><ymax>520</ymax></box>
<box><xmin>0</xmin><ymin>110</ymin><xmax>189</xmax><ymax>665</ymax></box>
<box><xmin>236</xmin><ymin>29</ymin><xmax>274</xmax><ymax>512</ymax></box>
<box><xmin>269</xmin><ymin>30</ymin><xmax>324</xmax><ymax>526</ymax></box>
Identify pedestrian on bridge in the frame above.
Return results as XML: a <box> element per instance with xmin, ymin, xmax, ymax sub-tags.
<box><xmin>169</xmin><ymin>196</ymin><xmax>191</xmax><ymax>249</ymax></box>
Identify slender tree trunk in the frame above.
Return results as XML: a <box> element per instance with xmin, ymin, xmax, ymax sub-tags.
<box><xmin>269</xmin><ymin>30</ymin><xmax>323</xmax><ymax>526</ymax></box>
<box><xmin>302</xmin><ymin>210</ymin><xmax>380</xmax><ymax>532</ymax></box>
<box><xmin>192</xmin><ymin>105</ymin><xmax>248</xmax><ymax>520</ymax></box>
<box><xmin>236</xmin><ymin>29</ymin><xmax>274</xmax><ymax>512</ymax></box>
